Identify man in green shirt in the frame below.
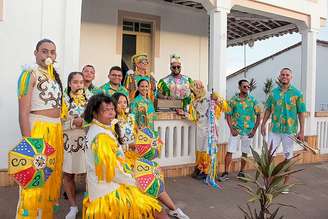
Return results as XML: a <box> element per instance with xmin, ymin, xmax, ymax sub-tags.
<box><xmin>261</xmin><ymin>68</ymin><xmax>306</xmax><ymax>193</ymax></box>
<box><xmin>219</xmin><ymin>79</ymin><xmax>261</xmax><ymax>181</ymax></box>
<box><xmin>99</xmin><ymin>66</ymin><xmax>129</xmax><ymax>97</ymax></box>
<box><xmin>82</xmin><ymin>64</ymin><xmax>100</xmax><ymax>95</ymax></box>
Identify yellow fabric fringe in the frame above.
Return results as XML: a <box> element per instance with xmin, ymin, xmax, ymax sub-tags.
<box><xmin>92</xmin><ymin>134</ymin><xmax>119</xmax><ymax>182</ymax></box>
<box><xmin>83</xmin><ymin>184</ymin><xmax>162</xmax><ymax>219</ymax></box>
<box><xmin>17</xmin><ymin>70</ymin><xmax>32</xmax><ymax>98</ymax></box>
<box><xmin>16</xmin><ymin>120</ymin><xmax>63</xmax><ymax>219</ymax></box>
<box><xmin>47</xmin><ymin>64</ymin><xmax>55</xmax><ymax>81</ymax></box>
<box><xmin>195</xmin><ymin>151</ymin><xmax>211</xmax><ymax>174</ymax></box>
<box><xmin>61</xmin><ymin>98</ymin><xmax>69</xmax><ymax>120</ymax></box>
<box><xmin>124</xmin><ymin>150</ymin><xmax>140</xmax><ymax>169</ymax></box>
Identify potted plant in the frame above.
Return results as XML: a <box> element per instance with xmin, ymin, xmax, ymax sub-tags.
<box><xmin>238</xmin><ymin>141</ymin><xmax>303</xmax><ymax>219</ymax></box>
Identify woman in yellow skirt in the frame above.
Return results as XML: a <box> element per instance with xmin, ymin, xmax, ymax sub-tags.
<box><xmin>16</xmin><ymin>39</ymin><xmax>64</xmax><ymax>218</ymax></box>
<box><xmin>82</xmin><ymin>94</ymin><xmax>167</xmax><ymax>219</ymax></box>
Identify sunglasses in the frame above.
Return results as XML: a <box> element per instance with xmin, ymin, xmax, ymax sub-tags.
<box><xmin>172</xmin><ymin>66</ymin><xmax>181</xmax><ymax>70</ymax></box>
<box><xmin>140</xmin><ymin>60</ymin><xmax>149</xmax><ymax>65</ymax></box>
<box><xmin>242</xmin><ymin>85</ymin><xmax>250</xmax><ymax>89</ymax></box>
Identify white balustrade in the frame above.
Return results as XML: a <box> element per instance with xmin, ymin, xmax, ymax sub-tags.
<box><xmin>154</xmin><ymin>116</ymin><xmax>321</xmax><ymax>167</ymax></box>
<box><xmin>316</xmin><ymin>117</ymin><xmax>328</xmax><ymax>154</ymax></box>
<box><xmin>154</xmin><ymin>119</ymin><xmax>196</xmax><ymax>167</ymax></box>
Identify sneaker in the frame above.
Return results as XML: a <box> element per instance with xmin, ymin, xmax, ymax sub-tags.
<box><xmin>218</xmin><ymin>172</ymin><xmax>229</xmax><ymax>182</ymax></box>
<box><xmin>191</xmin><ymin>169</ymin><xmax>200</xmax><ymax>179</ymax></box>
<box><xmin>65</xmin><ymin>206</ymin><xmax>78</xmax><ymax>219</ymax></box>
<box><xmin>237</xmin><ymin>171</ymin><xmax>246</xmax><ymax>178</ymax></box>
<box><xmin>196</xmin><ymin>172</ymin><xmax>207</xmax><ymax>180</ymax></box>
<box><xmin>63</xmin><ymin>192</ymin><xmax>68</xmax><ymax>200</ymax></box>
<box><xmin>168</xmin><ymin>208</ymin><xmax>190</xmax><ymax>219</ymax></box>
<box><xmin>281</xmin><ymin>188</ymin><xmax>290</xmax><ymax>194</ymax></box>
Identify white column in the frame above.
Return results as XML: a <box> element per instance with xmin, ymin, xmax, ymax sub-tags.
<box><xmin>62</xmin><ymin>0</ymin><xmax>83</xmax><ymax>80</ymax></box>
<box><xmin>301</xmin><ymin>28</ymin><xmax>318</xmax><ymax>135</ymax></box>
<box><xmin>208</xmin><ymin>8</ymin><xmax>229</xmax><ymax>144</ymax></box>
<box><xmin>208</xmin><ymin>8</ymin><xmax>229</xmax><ymax>97</ymax></box>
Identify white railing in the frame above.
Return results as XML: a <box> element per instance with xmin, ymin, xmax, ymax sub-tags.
<box><xmin>316</xmin><ymin>117</ymin><xmax>328</xmax><ymax>154</ymax></box>
<box><xmin>154</xmin><ymin>119</ymin><xmax>196</xmax><ymax>166</ymax></box>
<box><xmin>155</xmin><ymin>118</ymin><xmax>305</xmax><ymax>167</ymax></box>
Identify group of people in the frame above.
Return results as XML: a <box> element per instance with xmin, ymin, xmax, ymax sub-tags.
<box><xmin>14</xmin><ymin>38</ymin><xmax>306</xmax><ymax>219</ymax></box>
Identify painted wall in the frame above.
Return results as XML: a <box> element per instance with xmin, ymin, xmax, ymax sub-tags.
<box><xmin>80</xmin><ymin>0</ymin><xmax>209</xmax><ymax>86</ymax></box>
<box><xmin>227</xmin><ymin>43</ymin><xmax>328</xmax><ymax>112</ymax></box>
<box><xmin>0</xmin><ymin>0</ymin><xmax>81</xmax><ymax>169</ymax></box>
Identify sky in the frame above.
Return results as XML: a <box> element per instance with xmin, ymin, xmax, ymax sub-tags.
<box><xmin>226</xmin><ymin>23</ymin><xmax>328</xmax><ymax>74</ymax></box>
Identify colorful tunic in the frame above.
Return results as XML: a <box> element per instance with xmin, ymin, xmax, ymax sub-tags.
<box><xmin>61</xmin><ymin>89</ymin><xmax>91</xmax><ymax>174</ymax></box>
<box><xmin>99</xmin><ymin>82</ymin><xmax>129</xmax><ymax>97</ymax></box>
<box><xmin>187</xmin><ymin>93</ymin><xmax>228</xmax><ymax>174</ymax></box>
<box><xmin>157</xmin><ymin>74</ymin><xmax>193</xmax><ymax>110</ymax></box>
<box><xmin>83</xmin><ymin>120</ymin><xmax>161</xmax><ymax>218</ymax></box>
<box><xmin>130</xmin><ymin>95</ymin><xmax>156</xmax><ymax>131</ymax></box>
<box><xmin>16</xmin><ymin>65</ymin><xmax>63</xmax><ymax>219</ymax></box>
<box><xmin>124</xmin><ymin>71</ymin><xmax>157</xmax><ymax>102</ymax></box>
<box><xmin>265</xmin><ymin>85</ymin><xmax>306</xmax><ymax>134</ymax></box>
<box><xmin>226</xmin><ymin>94</ymin><xmax>261</xmax><ymax>136</ymax></box>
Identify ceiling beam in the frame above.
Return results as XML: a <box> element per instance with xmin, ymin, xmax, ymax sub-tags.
<box><xmin>227</xmin><ymin>24</ymin><xmax>297</xmax><ymax>46</ymax></box>
<box><xmin>229</xmin><ymin>21</ymin><xmax>255</xmax><ymax>34</ymax></box>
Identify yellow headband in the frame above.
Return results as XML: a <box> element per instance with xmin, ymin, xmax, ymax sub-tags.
<box><xmin>132</xmin><ymin>53</ymin><xmax>148</xmax><ymax>64</ymax></box>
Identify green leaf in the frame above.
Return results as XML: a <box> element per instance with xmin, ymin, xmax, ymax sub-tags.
<box><xmin>269</xmin><ymin>207</ymin><xmax>281</xmax><ymax>219</ymax></box>
<box><xmin>275</xmin><ymin>168</ymin><xmax>304</xmax><ymax>178</ymax></box>
<box><xmin>266</xmin><ymin>193</ymin><xmax>273</xmax><ymax>205</ymax></box>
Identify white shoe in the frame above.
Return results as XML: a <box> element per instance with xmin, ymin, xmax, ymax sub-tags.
<box><xmin>168</xmin><ymin>208</ymin><xmax>190</xmax><ymax>219</ymax></box>
<box><xmin>65</xmin><ymin>206</ymin><xmax>78</xmax><ymax>219</ymax></box>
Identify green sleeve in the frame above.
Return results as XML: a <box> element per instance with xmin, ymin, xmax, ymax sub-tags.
<box><xmin>297</xmin><ymin>93</ymin><xmax>306</xmax><ymax>113</ymax></box>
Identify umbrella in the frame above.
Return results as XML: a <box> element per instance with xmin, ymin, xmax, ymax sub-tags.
<box><xmin>135</xmin><ymin>128</ymin><xmax>162</xmax><ymax>160</ymax></box>
<box><xmin>8</xmin><ymin>137</ymin><xmax>56</xmax><ymax>188</ymax></box>
<box><xmin>134</xmin><ymin>158</ymin><xmax>164</xmax><ymax>198</ymax></box>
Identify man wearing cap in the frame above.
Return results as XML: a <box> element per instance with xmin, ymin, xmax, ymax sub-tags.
<box><xmin>157</xmin><ymin>54</ymin><xmax>194</xmax><ymax>112</ymax></box>
<box><xmin>124</xmin><ymin>53</ymin><xmax>157</xmax><ymax>102</ymax></box>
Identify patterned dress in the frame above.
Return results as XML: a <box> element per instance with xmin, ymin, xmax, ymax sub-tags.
<box><xmin>62</xmin><ymin>89</ymin><xmax>91</xmax><ymax>174</ymax></box>
<box><xmin>130</xmin><ymin>95</ymin><xmax>156</xmax><ymax>131</ymax></box>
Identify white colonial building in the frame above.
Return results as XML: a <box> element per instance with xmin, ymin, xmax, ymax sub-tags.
<box><xmin>0</xmin><ymin>0</ymin><xmax>327</xmax><ymax>180</ymax></box>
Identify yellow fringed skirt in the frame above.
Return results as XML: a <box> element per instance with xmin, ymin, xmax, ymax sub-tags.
<box><xmin>16</xmin><ymin>114</ymin><xmax>63</xmax><ymax>219</ymax></box>
<box><xmin>83</xmin><ymin>184</ymin><xmax>162</xmax><ymax>219</ymax></box>
<box><xmin>195</xmin><ymin>151</ymin><xmax>211</xmax><ymax>174</ymax></box>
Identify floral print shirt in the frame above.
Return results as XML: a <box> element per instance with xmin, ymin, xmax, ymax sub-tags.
<box><xmin>265</xmin><ymin>85</ymin><xmax>306</xmax><ymax>134</ymax></box>
<box><xmin>226</xmin><ymin>94</ymin><xmax>261</xmax><ymax>136</ymax></box>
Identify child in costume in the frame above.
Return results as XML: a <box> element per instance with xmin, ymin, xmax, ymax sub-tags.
<box><xmin>113</xmin><ymin>92</ymin><xmax>190</xmax><ymax>219</ymax></box>
<box><xmin>61</xmin><ymin>72</ymin><xmax>91</xmax><ymax>219</ymax></box>
<box><xmin>16</xmin><ymin>39</ymin><xmax>63</xmax><ymax>219</ymax></box>
<box><xmin>187</xmin><ymin>81</ymin><xmax>229</xmax><ymax>180</ymax></box>
<box><xmin>124</xmin><ymin>53</ymin><xmax>157</xmax><ymax>102</ymax></box>
<box><xmin>82</xmin><ymin>94</ymin><xmax>166</xmax><ymax>219</ymax></box>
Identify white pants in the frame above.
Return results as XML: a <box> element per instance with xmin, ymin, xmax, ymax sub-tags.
<box><xmin>228</xmin><ymin>135</ymin><xmax>253</xmax><ymax>154</ymax></box>
<box><xmin>268</xmin><ymin>132</ymin><xmax>294</xmax><ymax>159</ymax></box>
